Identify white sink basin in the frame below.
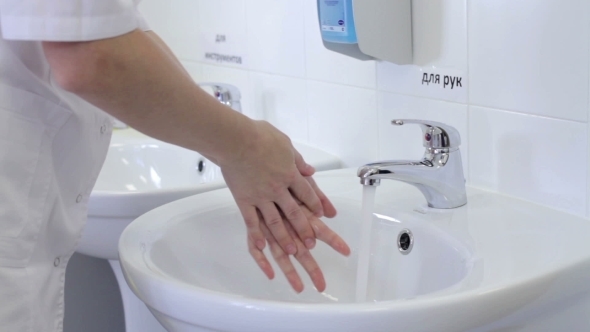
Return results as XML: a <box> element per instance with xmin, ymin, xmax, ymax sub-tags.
<box><xmin>146</xmin><ymin>199</ymin><xmax>470</xmax><ymax>303</ymax></box>
<box><xmin>119</xmin><ymin>168</ymin><xmax>590</xmax><ymax>332</ymax></box>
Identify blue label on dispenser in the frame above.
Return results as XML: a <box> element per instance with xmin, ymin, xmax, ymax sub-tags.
<box><xmin>320</xmin><ymin>0</ymin><xmax>348</xmax><ymax>34</ymax></box>
<box><xmin>318</xmin><ymin>0</ymin><xmax>358</xmax><ymax>44</ymax></box>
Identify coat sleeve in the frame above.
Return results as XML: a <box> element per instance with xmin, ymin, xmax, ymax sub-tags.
<box><xmin>0</xmin><ymin>0</ymin><xmax>148</xmax><ymax>41</ymax></box>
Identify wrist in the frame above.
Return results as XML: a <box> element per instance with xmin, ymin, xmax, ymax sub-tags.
<box><xmin>214</xmin><ymin>116</ymin><xmax>262</xmax><ymax>168</ymax></box>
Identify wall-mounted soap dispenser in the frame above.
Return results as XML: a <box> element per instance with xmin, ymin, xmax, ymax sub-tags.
<box><xmin>318</xmin><ymin>0</ymin><xmax>413</xmax><ymax>65</ymax></box>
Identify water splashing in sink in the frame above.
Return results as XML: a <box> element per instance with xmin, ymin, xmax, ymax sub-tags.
<box><xmin>356</xmin><ymin>185</ymin><xmax>377</xmax><ymax>302</ymax></box>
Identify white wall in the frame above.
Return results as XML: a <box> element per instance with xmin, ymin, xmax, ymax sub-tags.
<box><xmin>139</xmin><ymin>0</ymin><xmax>590</xmax><ymax>218</ymax></box>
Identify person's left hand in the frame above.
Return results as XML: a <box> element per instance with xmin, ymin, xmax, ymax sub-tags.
<box><xmin>247</xmin><ymin>198</ymin><xmax>351</xmax><ymax>293</ymax></box>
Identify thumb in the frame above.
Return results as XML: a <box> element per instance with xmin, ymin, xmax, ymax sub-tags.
<box><xmin>293</xmin><ymin>149</ymin><xmax>315</xmax><ymax>177</ymax></box>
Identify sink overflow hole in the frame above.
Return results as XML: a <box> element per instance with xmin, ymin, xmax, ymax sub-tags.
<box><xmin>197</xmin><ymin>159</ymin><xmax>206</xmax><ymax>173</ymax></box>
<box><xmin>397</xmin><ymin>229</ymin><xmax>414</xmax><ymax>255</ymax></box>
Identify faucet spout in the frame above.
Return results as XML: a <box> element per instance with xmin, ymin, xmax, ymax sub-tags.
<box><xmin>358</xmin><ymin>160</ymin><xmax>426</xmax><ymax>186</ymax></box>
<box><xmin>358</xmin><ymin>152</ymin><xmax>466</xmax><ymax>209</ymax></box>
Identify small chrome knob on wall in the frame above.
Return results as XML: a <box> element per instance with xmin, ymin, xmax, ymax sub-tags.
<box><xmin>199</xmin><ymin>82</ymin><xmax>242</xmax><ymax>113</ymax></box>
<box><xmin>358</xmin><ymin>119</ymin><xmax>467</xmax><ymax>209</ymax></box>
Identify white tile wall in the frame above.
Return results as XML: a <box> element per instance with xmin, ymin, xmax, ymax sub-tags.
<box><xmin>307</xmin><ymin>81</ymin><xmax>378</xmax><ymax>167</ymax></box>
<box><xmin>197</xmin><ymin>0</ymin><xmax>249</xmax><ymax>68</ymax></box>
<box><xmin>246</xmin><ymin>0</ymin><xmax>306</xmax><ymax>78</ymax></box>
<box><xmin>138</xmin><ymin>0</ymin><xmax>172</xmax><ymax>40</ymax></box>
<box><xmin>469</xmin><ymin>0</ymin><xmax>589</xmax><ymax>122</ymax></box>
<box><xmin>139</xmin><ymin>0</ymin><xmax>202</xmax><ymax>60</ymax></box>
<box><xmin>181</xmin><ymin>61</ymin><xmax>203</xmax><ymax>82</ymax></box>
<box><xmin>165</xmin><ymin>0</ymin><xmax>203</xmax><ymax>62</ymax></box>
<box><xmin>139</xmin><ymin>0</ymin><xmax>590</xmax><ymax>218</ymax></box>
<box><xmin>249</xmin><ymin>73</ymin><xmax>309</xmax><ymax>142</ymax></box>
<box><xmin>469</xmin><ymin>106</ymin><xmax>587</xmax><ymax>216</ymax></box>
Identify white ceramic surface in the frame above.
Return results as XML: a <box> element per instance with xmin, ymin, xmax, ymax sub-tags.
<box><xmin>120</xmin><ymin>168</ymin><xmax>590</xmax><ymax>332</ymax></box>
<box><xmin>78</xmin><ymin>129</ymin><xmax>223</xmax><ymax>261</ymax></box>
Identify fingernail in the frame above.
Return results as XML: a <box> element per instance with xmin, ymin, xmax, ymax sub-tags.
<box><xmin>305</xmin><ymin>238</ymin><xmax>316</xmax><ymax>249</ymax></box>
<box><xmin>256</xmin><ymin>240</ymin><xmax>266</xmax><ymax>251</ymax></box>
<box><xmin>286</xmin><ymin>244</ymin><xmax>297</xmax><ymax>255</ymax></box>
<box><xmin>314</xmin><ymin>210</ymin><xmax>324</xmax><ymax>218</ymax></box>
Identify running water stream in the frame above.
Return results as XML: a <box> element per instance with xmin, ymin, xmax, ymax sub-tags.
<box><xmin>355</xmin><ymin>185</ymin><xmax>377</xmax><ymax>302</ymax></box>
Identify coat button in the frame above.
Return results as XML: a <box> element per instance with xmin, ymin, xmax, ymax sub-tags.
<box><xmin>76</xmin><ymin>194</ymin><xmax>83</xmax><ymax>203</ymax></box>
<box><xmin>100</xmin><ymin>124</ymin><xmax>107</xmax><ymax>134</ymax></box>
<box><xmin>54</xmin><ymin>257</ymin><xmax>60</xmax><ymax>267</ymax></box>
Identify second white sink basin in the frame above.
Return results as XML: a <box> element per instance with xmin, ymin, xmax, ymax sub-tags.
<box><xmin>120</xmin><ymin>168</ymin><xmax>590</xmax><ymax>332</ymax></box>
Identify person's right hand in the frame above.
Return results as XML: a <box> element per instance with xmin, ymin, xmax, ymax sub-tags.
<box><xmin>219</xmin><ymin>120</ymin><xmax>336</xmax><ymax>256</ymax></box>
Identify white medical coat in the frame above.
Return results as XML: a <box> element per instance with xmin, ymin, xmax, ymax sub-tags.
<box><xmin>0</xmin><ymin>1</ymin><xmax>148</xmax><ymax>330</ymax></box>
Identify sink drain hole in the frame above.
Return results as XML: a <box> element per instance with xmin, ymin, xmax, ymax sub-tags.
<box><xmin>196</xmin><ymin>159</ymin><xmax>206</xmax><ymax>173</ymax></box>
<box><xmin>397</xmin><ymin>229</ymin><xmax>413</xmax><ymax>255</ymax></box>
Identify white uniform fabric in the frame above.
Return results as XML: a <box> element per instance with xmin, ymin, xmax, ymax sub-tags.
<box><xmin>0</xmin><ymin>1</ymin><xmax>148</xmax><ymax>331</ymax></box>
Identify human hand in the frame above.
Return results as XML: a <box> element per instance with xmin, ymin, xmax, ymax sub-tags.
<box><xmin>249</xmin><ymin>203</ymin><xmax>351</xmax><ymax>293</ymax></box>
<box><xmin>220</xmin><ymin>120</ymin><xmax>336</xmax><ymax>256</ymax></box>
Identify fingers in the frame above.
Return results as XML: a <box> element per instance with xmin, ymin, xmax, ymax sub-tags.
<box><xmin>293</xmin><ymin>149</ymin><xmax>316</xmax><ymax>177</ymax></box>
<box><xmin>248</xmin><ymin>236</ymin><xmax>274</xmax><ymax>280</ymax></box>
<box><xmin>250</xmin><ymin>204</ymin><xmax>347</xmax><ymax>293</ymax></box>
<box><xmin>259</xmin><ymin>222</ymin><xmax>305</xmax><ymax>293</ymax></box>
<box><xmin>305</xmin><ymin>176</ymin><xmax>337</xmax><ymax>218</ymax></box>
<box><xmin>295</xmin><ymin>203</ymin><xmax>351</xmax><ymax>257</ymax></box>
<box><xmin>237</xmin><ymin>205</ymin><xmax>266</xmax><ymax>250</ymax></box>
<box><xmin>284</xmin><ymin>222</ymin><xmax>326</xmax><ymax>292</ymax></box>
<box><xmin>310</xmin><ymin>216</ymin><xmax>351</xmax><ymax>257</ymax></box>
<box><xmin>289</xmin><ymin>174</ymin><xmax>324</xmax><ymax>218</ymax></box>
<box><xmin>257</xmin><ymin>203</ymin><xmax>297</xmax><ymax>255</ymax></box>
<box><xmin>274</xmin><ymin>192</ymin><xmax>317</xmax><ymax>250</ymax></box>
<box><xmin>260</xmin><ymin>220</ymin><xmax>327</xmax><ymax>293</ymax></box>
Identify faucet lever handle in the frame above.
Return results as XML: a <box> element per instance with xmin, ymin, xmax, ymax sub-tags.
<box><xmin>392</xmin><ymin>119</ymin><xmax>461</xmax><ymax>149</ymax></box>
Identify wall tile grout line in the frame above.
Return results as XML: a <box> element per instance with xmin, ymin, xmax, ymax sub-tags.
<box><xmin>587</xmin><ymin>0</ymin><xmax>590</xmax><ymax>219</ymax></box>
<box><xmin>465</xmin><ymin>0</ymin><xmax>471</xmax><ymax>185</ymax></box>
<box><xmin>302</xmin><ymin>0</ymin><xmax>311</xmax><ymax>144</ymax></box>
<box><xmin>466</xmin><ymin>103</ymin><xmax>589</xmax><ymax>124</ymax></box>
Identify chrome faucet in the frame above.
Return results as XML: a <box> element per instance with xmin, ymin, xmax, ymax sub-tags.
<box><xmin>358</xmin><ymin>119</ymin><xmax>467</xmax><ymax>209</ymax></box>
<box><xmin>199</xmin><ymin>82</ymin><xmax>242</xmax><ymax>113</ymax></box>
